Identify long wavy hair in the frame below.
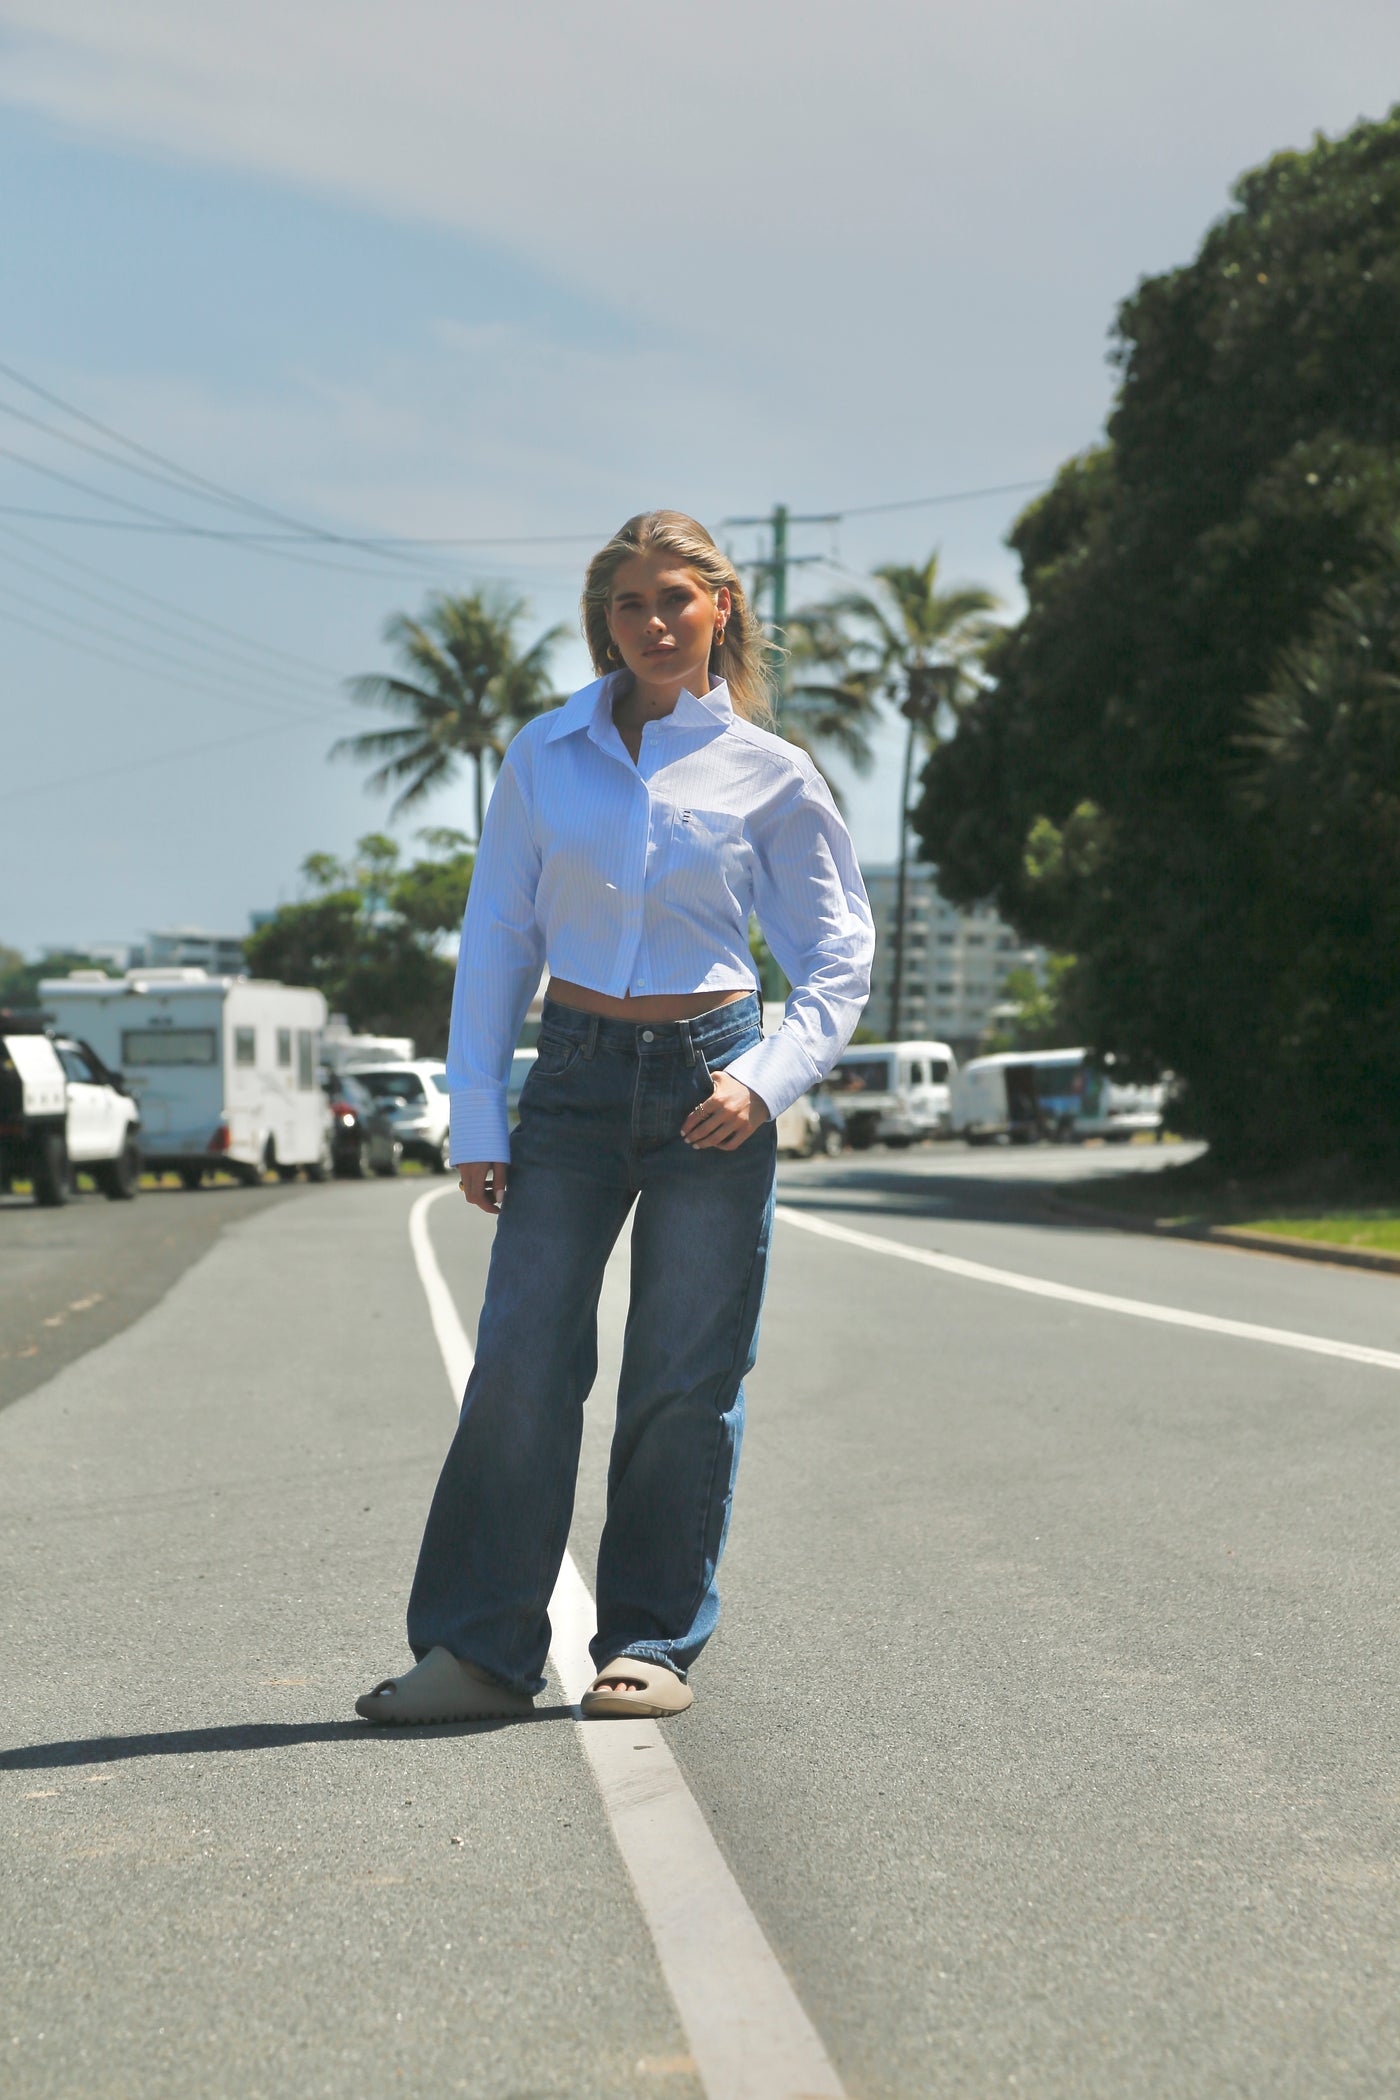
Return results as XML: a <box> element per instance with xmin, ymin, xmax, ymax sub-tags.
<box><xmin>580</xmin><ymin>510</ymin><xmax>774</xmax><ymax>724</ymax></box>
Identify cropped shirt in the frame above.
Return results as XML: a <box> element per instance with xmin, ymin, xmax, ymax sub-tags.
<box><xmin>445</xmin><ymin>672</ymin><xmax>875</xmax><ymax>1162</ymax></box>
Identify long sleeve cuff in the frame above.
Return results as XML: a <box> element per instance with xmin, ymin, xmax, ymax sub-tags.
<box><xmin>449</xmin><ymin>1089</ymin><xmax>512</xmax><ymax>1166</ymax></box>
<box><xmin>725</xmin><ymin>1030</ymin><xmax>822</xmax><ymax>1124</ymax></box>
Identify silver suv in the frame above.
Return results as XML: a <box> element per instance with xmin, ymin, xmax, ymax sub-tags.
<box><xmin>346</xmin><ymin>1060</ymin><xmax>452</xmax><ymax>1172</ymax></box>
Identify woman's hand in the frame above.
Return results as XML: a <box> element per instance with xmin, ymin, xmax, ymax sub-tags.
<box><xmin>682</xmin><ymin>1070</ymin><xmax>770</xmax><ymax>1151</ymax></box>
<box><xmin>458</xmin><ymin>1161</ymin><xmax>509</xmax><ymax>1213</ymax></box>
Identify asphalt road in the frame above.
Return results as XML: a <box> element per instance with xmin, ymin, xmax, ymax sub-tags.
<box><xmin>0</xmin><ymin>1177</ymin><xmax>302</xmax><ymax>1415</ymax></box>
<box><xmin>1</xmin><ymin>1142</ymin><xmax>1396</xmax><ymax>2098</ymax></box>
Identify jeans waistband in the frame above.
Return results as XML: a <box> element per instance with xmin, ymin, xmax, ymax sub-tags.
<box><xmin>540</xmin><ymin>991</ymin><xmax>760</xmax><ymax>1065</ymax></box>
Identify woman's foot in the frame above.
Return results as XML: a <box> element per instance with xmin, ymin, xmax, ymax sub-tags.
<box><xmin>355</xmin><ymin>1645</ymin><xmax>535</xmax><ymax>1726</ymax></box>
<box><xmin>580</xmin><ymin>1657</ymin><xmax>693</xmax><ymax>1719</ymax></box>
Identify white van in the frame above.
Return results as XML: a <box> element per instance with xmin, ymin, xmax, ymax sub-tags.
<box><xmin>40</xmin><ymin>968</ymin><xmax>332</xmax><ymax>1188</ymax></box>
<box><xmin>951</xmin><ymin>1048</ymin><xmax>1165</xmax><ymax>1144</ymax></box>
<box><xmin>822</xmin><ymin>1040</ymin><xmax>958</xmax><ymax>1149</ymax></box>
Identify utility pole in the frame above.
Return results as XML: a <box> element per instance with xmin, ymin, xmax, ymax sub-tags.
<box><xmin>721</xmin><ymin>503</ymin><xmax>837</xmax><ymax>728</ymax></box>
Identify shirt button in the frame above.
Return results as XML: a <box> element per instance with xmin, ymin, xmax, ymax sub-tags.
<box><xmin>641</xmin><ymin>1029</ymin><xmax>655</xmax><ymax>1042</ymax></box>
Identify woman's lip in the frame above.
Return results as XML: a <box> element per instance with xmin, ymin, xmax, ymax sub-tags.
<box><xmin>642</xmin><ymin>643</ymin><xmax>673</xmax><ymax>655</ymax></box>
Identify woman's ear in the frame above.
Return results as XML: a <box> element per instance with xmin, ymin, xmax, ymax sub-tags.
<box><xmin>715</xmin><ymin>584</ymin><xmax>732</xmax><ymax>618</ymax></box>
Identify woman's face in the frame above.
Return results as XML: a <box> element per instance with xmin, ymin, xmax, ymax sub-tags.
<box><xmin>606</xmin><ymin>551</ymin><xmax>730</xmax><ymax>691</ymax></box>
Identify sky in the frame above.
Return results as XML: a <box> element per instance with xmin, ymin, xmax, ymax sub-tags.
<box><xmin>1</xmin><ymin>0</ymin><xmax>1397</xmax><ymax>956</ymax></box>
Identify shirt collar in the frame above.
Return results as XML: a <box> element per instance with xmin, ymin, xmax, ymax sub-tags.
<box><xmin>545</xmin><ymin>671</ymin><xmax>734</xmax><ymax>742</ymax></box>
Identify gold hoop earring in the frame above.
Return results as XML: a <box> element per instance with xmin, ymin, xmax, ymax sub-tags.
<box><xmin>713</xmin><ymin>624</ymin><xmax>726</xmax><ymax>649</ymax></box>
<box><xmin>606</xmin><ymin>642</ymin><xmax>622</xmax><ymax>663</ymax></box>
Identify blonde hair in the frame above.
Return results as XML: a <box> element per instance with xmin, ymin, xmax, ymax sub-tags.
<box><xmin>581</xmin><ymin>510</ymin><xmax>774</xmax><ymax>724</ymax></box>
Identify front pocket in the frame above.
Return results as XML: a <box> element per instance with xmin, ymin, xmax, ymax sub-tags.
<box><xmin>532</xmin><ymin>1028</ymin><xmax>583</xmax><ymax>1078</ymax></box>
<box><xmin>664</xmin><ymin>805</ymin><xmax>750</xmax><ymax>899</ymax></box>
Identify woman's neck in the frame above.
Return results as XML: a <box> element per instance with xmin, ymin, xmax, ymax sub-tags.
<box><xmin>611</xmin><ymin>665</ymin><xmax>711</xmax><ymax>730</ymax></box>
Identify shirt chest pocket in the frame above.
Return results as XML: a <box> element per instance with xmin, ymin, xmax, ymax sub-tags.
<box><xmin>659</xmin><ymin>803</ymin><xmax>751</xmax><ymax>901</ymax></box>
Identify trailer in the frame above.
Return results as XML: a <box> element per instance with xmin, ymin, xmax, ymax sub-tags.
<box><xmin>40</xmin><ymin>968</ymin><xmax>332</xmax><ymax>1187</ymax></box>
<box><xmin>951</xmin><ymin>1048</ymin><xmax>1165</xmax><ymax>1145</ymax></box>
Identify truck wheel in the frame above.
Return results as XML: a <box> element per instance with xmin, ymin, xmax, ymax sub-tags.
<box><xmin>276</xmin><ymin>1163</ymin><xmax>300</xmax><ymax>1183</ymax></box>
<box><xmin>98</xmin><ymin>1137</ymin><xmax>141</xmax><ymax>1200</ymax></box>
<box><xmin>821</xmin><ymin>1125</ymin><xmax>844</xmax><ymax>1157</ymax></box>
<box><xmin>373</xmin><ymin>1140</ymin><xmax>403</xmax><ymax>1179</ymax></box>
<box><xmin>33</xmin><ymin>1132</ymin><xmax>70</xmax><ymax>1206</ymax></box>
<box><xmin>179</xmin><ymin>1165</ymin><xmax>205</xmax><ymax>1192</ymax></box>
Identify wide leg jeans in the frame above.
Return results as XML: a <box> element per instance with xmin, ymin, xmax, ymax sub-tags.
<box><xmin>406</xmin><ymin>994</ymin><xmax>778</xmax><ymax>1696</ymax></box>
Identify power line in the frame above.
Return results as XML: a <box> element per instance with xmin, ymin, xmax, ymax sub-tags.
<box><xmin>0</xmin><ymin>713</ymin><xmax>332</xmax><ymax>807</ymax></box>
<box><xmin>0</xmin><ymin>532</ymin><xmax>339</xmax><ymax>706</ymax></box>
<box><xmin>0</xmin><ymin>519</ymin><xmax>338</xmax><ymax>682</ymax></box>
<box><xmin>835</xmin><ymin>477</ymin><xmax>1049</xmax><ymax>517</ymax></box>
<box><xmin>0</xmin><ymin>358</ymin><xmax>459</xmax><ymax>575</ymax></box>
<box><xmin>0</xmin><ymin>585</ymin><xmax>342</xmax><ymax>726</ymax></box>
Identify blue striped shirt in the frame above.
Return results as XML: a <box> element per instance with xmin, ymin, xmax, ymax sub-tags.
<box><xmin>446</xmin><ymin>672</ymin><xmax>875</xmax><ymax>1162</ymax></box>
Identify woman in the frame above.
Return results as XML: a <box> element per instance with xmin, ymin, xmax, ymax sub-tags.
<box><xmin>357</xmin><ymin>511</ymin><xmax>874</xmax><ymax>1726</ymax></box>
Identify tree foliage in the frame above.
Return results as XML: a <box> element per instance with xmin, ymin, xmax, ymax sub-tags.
<box><xmin>0</xmin><ymin>947</ymin><xmax>107</xmax><ymax>1013</ymax></box>
<box><xmin>336</xmin><ymin>590</ymin><xmax>564</xmax><ymax>838</ymax></box>
<box><xmin>244</xmin><ymin>832</ymin><xmax>475</xmax><ymax>1056</ymax></box>
<box><xmin>915</xmin><ymin>108</ymin><xmax>1400</xmax><ymax>1166</ymax></box>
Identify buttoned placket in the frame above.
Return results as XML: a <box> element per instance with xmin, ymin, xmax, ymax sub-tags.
<box><xmin>590</xmin><ymin>710</ymin><xmax>666</xmax><ymax>998</ymax></box>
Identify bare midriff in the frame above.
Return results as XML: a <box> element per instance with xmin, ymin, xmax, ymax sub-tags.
<box><xmin>545</xmin><ymin>977</ymin><xmax>750</xmax><ymax>1023</ymax></box>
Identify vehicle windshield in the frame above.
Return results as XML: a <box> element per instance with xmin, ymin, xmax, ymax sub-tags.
<box><xmin>828</xmin><ymin>1058</ymin><xmax>891</xmax><ymax>1094</ymax></box>
<box><xmin>355</xmin><ymin>1070</ymin><xmax>425</xmax><ymax>1103</ymax></box>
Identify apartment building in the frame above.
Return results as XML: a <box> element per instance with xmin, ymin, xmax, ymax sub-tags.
<box><xmin>860</xmin><ymin>862</ymin><xmax>1045</xmax><ymax>1053</ymax></box>
<box><xmin>134</xmin><ymin>927</ymin><xmax>250</xmax><ymax>976</ymax></box>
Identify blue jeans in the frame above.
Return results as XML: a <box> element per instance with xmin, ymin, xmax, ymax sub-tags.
<box><xmin>407</xmin><ymin>993</ymin><xmax>777</xmax><ymax>1696</ymax></box>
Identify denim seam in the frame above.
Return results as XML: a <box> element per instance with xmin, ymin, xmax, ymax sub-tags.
<box><xmin>672</xmin><ymin>1177</ymin><xmax>772</xmax><ymax>1651</ymax></box>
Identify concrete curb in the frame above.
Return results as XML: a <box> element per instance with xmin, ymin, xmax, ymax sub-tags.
<box><xmin>1042</xmin><ymin>1196</ymin><xmax>1400</xmax><ymax>1278</ymax></box>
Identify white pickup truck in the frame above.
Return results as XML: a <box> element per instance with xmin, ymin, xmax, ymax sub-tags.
<box><xmin>0</xmin><ymin>1017</ymin><xmax>142</xmax><ymax>1204</ymax></box>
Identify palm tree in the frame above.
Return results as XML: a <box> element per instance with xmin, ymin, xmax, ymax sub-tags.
<box><xmin>781</xmin><ymin>603</ymin><xmax>883</xmax><ymax>807</ymax></box>
<box><xmin>335</xmin><ymin>590</ymin><xmax>566</xmax><ymax>839</ymax></box>
<box><xmin>797</xmin><ymin>554</ymin><xmax>999</xmax><ymax>1037</ymax></box>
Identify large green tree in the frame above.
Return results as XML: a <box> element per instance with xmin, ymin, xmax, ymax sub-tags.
<box><xmin>915</xmin><ymin>108</ymin><xmax>1400</xmax><ymax>1166</ymax></box>
<box><xmin>336</xmin><ymin>590</ymin><xmax>565</xmax><ymax>838</ymax></box>
<box><xmin>245</xmin><ymin>832</ymin><xmax>475</xmax><ymax>1057</ymax></box>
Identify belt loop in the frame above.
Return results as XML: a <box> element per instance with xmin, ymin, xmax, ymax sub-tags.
<box><xmin>584</xmin><ymin>1014</ymin><xmax>600</xmax><ymax>1060</ymax></box>
<box><xmin>679</xmin><ymin>1016</ymin><xmax>696</xmax><ymax>1067</ymax></box>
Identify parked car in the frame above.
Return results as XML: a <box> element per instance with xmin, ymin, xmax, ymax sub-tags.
<box><xmin>810</xmin><ymin>1085</ymin><xmax>848</xmax><ymax>1157</ymax></box>
<box><xmin>41</xmin><ymin>968</ymin><xmax>332</xmax><ymax>1188</ymax></box>
<box><xmin>823</xmin><ymin>1040</ymin><xmax>958</xmax><ymax>1148</ymax></box>
<box><xmin>0</xmin><ymin>1013</ymin><xmax>142</xmax><ymax>1204</ymax></box>
<box><xmin>347</xmin><ymin>1060</ymin><xmax>452</xmax><ymax>1170</ymax></box>
<box><xmin>507</xmin><ymin>1048</ymin><xmax>536</xmax><ymax>1128</ymax></box>
<box><xmin>774</xmin><ymin>1093</ymin><xmax>822</xmax><ymax>1158</ymax></box>
<box><xmin>325</xmin><ymin>1072</ymin><xmax>403</xmax><ymax>1178</ymax></box>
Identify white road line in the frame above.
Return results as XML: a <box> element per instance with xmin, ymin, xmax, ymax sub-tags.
<box><xmin>408</xmin><ymin>1186</ymin><xmax>845</xmax><ymax>2100</ymax></box>
<box><xmin>775</xmin><ymin>1204</ymin><xmax>1400</xmax><ymax>1374</ymax></box>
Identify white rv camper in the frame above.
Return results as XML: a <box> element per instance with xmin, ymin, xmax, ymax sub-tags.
<box><xmin>40</xmin><ymin>969</ymin><xmax>331</xmax><ymax>1187</ymax></box>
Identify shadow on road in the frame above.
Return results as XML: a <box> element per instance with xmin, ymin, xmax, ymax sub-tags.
<box><xmin>0</xmin><ymin>1704</ymin><xmax>580</xmax><ymax>1769</ymax></box>
<box><xmin>776</xmin><ymin>1163</ymin><xmax>1132</xmax><ymax>1230</ymax></box>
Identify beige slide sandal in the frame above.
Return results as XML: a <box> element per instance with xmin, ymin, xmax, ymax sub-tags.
<box><xmin>355</xmin><ymin>1645</ymin><xmax>535</xmax><ymax>1726</ymax></box>
<box><xmin>580</xmin><ymin>1656</ymin><xmax>694</xmax><ymax>1719</ymax></box>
